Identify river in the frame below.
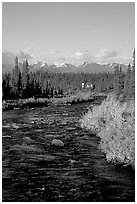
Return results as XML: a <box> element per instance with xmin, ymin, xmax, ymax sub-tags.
<box><xmin>2</xmin><ymin>102</ymin><xmax>135</xmax><ymax>202</ymax></box>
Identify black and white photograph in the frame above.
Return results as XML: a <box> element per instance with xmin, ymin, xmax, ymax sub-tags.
<box><xmin>2</xmin><ymin>2</ymin><xmax>135</xmax><ymax>202</ymax></box>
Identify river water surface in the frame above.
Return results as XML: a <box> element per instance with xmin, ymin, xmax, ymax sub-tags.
<box><xmin>2</xmin><ymin>102</ymin><xmax>135</xmax><ymax>202</ymax></box>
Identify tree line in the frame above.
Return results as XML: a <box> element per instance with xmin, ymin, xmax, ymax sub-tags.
<box><xmin>113</xmin><ymin>49</ymin><xmax>135</xmax><ymax>101</ymax></box>
<box><xmin>2</xmin><ymin>50</ymin><xmax>135</xmax><ymax>101</ymax></box>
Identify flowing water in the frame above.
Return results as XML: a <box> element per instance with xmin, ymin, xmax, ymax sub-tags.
<box><xmin>2</xmin><ymin>102</ymin><xmax>135</xmax><ymax>202</ymax></box>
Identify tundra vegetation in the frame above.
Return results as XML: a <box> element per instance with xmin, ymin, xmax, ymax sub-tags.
<box><xmin>81</xmin><ymin>49</ymin><xmax>135</xmax><ymax>168</ymax></box>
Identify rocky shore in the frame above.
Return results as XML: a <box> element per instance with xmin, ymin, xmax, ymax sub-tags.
<box><xmin>2</xmin><ymin>98</ymin><xmax>49</xmax><ymax>111</ymax></box>
<box><xmin>2</xmin><ymin>91</ymin><xmax>107</xmax><ymax>111</ymax></box>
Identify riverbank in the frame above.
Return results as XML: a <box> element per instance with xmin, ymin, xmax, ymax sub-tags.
<box><xmin>2</xmin><ymin>98</ymin><xmax>50</xmax><ymax>111</ymax></box>
<box><xmin>2</xmin><ymin>91</ymin><xmax>107</xmax><ymax>111</ymax></box>
<box><xmin>81</xmin><ymin>93</ymin><xmax>135</xmax><ymax>169</ymax></box>
<box><xmin>51</xmin><ymin>91</ymin><xmax>96</xmax><ymax>105</ymax></box>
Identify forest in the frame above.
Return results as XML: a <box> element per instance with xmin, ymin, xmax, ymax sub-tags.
<box><xmin>2</xmin><ymin>50</ymin><xmax>135</xmax><ymax>102</ymax></box>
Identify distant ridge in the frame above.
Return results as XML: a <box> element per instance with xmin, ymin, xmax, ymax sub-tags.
<box><xmin>2</xmin><ymin>60</ymin><xmax>128</xmax><ymax>74</ymax></box>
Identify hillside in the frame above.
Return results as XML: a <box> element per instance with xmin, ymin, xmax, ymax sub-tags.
<box><xmin>2</xmin><ymin>61</ymin><xmax>128</xmax><ymax>74</ymax></box>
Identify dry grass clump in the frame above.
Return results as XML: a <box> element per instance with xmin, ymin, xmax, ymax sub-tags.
<box><xmin>81</xmin><ymin>94</ymin><xmax>135</xmax><ymax>168</ymax></box>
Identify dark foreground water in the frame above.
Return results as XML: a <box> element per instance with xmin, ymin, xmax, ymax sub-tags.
<box><xmin>2</xmin><ymin>102</ymin><xmax>135</xmax><ymax>202</ymax></box>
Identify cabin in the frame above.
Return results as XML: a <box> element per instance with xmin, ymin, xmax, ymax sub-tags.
<box><xmin>81</xmin><ymin>82</ymin><xmax>94</xmax><ymax>90</ymax></box>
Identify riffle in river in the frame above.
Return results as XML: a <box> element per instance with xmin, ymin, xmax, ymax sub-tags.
<box><xmin>2</xmin><ymin>102</ymin><xmax>135</xmax><ymax>202</ymax></box>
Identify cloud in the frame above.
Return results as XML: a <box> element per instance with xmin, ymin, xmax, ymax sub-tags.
<box><xmin>18</xmin><ymin>51</ymin><xmax>33</xmax><ymax>60</ymax></box>
<box><xmin>71</xmin><ymin>49</ymin><xmax>131</xmax><ymax>65</ymax></box>
<box><xmin>42</xmin><ymin>48</ymin><xmax>132</xmax><ymax>65</ymax></box>
<box><xmin>111</xmin><ymin>56</ymin><xmax>132</xmax><ymax>64</ymax></box>
<box><xmin>74</xmin><ymin>51</ymin><xmax>84</xmax><ymax>60</ymax></box>
<box><xmin>42</xmin><ymin>50</ymin><xmax>67</xmax><ymax>65</ymax></box>
<box><xmin>18</xmin><ymin>47</ymin><xmax>35</xmax><ymax>61</ymax></box>
<box><xmin>2</xmin><ymin>48</ymin><xmax>38</xmax><ymax>65</ymax></box>
<box><xmin>42</xmin><ymin>50</ymin><xmax>92</xmax><ymax>66</ymax></box>
<box><xmin>3</xmin><ymin>48</ymin><xmax>132</xmax><ymax>67</ymax></box>
<box><xmin>57</xmin><ymin>56</ymin><xmax>67</xmax><ymax>63</ymax></box>
<box><xmin>97</xmin><ymin>49</ymin><xmax>118</xmax><ymax>59</ymax></box>
<box><xmin>69</xmin><ymin>50</ymin><xmax>96</xmax><ymax>65</ymax></box>
<box><xmin>96</xmin><ymin>49</ymin><xmax>132</xmax><ymax>64</ymax></box>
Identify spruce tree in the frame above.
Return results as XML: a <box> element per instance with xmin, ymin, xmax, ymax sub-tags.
<box><xmin>129</xmin><ymin>49</ymin><xmax>135</xmax><ymax>99</ymax></box>
<box><xmin>113</xmin><ymin>65</ymin><xmax>123</xmax><ymax>96</ymax></box>
<box><xmin>29</xmin><ymin>71</ymin><xmax>35</xmax><ymax>98</ymax></box>
<box><xmin>124</xmin><ymin>49</ymin><xmax>135</xmax><ymax>100</ymax></box>
<box><xmin>22</xmin><ymin>59</ymin><xmax>30</xmax><ymax>98</ymax></box>
<box><xmin>2</xmin><ymin>73</ymin><xmax>11</xmax><ymax>100</ymax></box>
<box><xmin>11</xmin><ymin>57</ymin><xmax>20</xmax><ymax>99</ymax></box>
<box><xmin>124</xmin><ymin>63</ymin><xmax>131</xmax><ymax>95</ymax></box>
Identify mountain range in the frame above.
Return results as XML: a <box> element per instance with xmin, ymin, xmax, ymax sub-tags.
<box><xmin>2</xmin><ymin>60</ymin><xmax>128</xmax><ymax>74</ymax></box>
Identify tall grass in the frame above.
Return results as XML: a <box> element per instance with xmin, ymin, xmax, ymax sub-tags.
<box><xmin>81</xmin><ymin>94</ymin><xmax>135</xmax><ymax>168</ymax></box>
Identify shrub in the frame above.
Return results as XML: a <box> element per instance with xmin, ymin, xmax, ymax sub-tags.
<box><xmin>80</xmin><ymin>94</ymin><xmax>135</xmax><ymax>168</ymax></box>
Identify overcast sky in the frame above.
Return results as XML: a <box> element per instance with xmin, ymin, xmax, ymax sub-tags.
<box><xmin>2</xmin><ymin>2</ymin><xmax>135</xmax><ymax>65</ymax></box>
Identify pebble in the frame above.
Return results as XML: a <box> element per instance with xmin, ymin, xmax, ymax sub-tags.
<box><xmin>51</xmin><ymin>139</ymin><xmax>64</xmax><ymax>147</ymax></box>
<box><xmin>23</xmin><ymin>136</ymin><xmax>34</xmax><ymax>144</ymax></box>
<box><xmin>12</xmin><ymin>124</ymin><xmax>20</xmax><ymax>129</ymax></box>
<box><xmin>2</xmin><ymin>125</ymin><xmax>10</xmax><ymax>128</ymax></box>
<box><xmin>68</xmin><ymin>159</ymin><xmax>76</xmax><ymax>165</ymax></box>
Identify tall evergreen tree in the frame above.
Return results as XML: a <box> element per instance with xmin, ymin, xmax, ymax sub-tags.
<box><xmin>129</xmin><ymin>49</ymin><xmax>135</xmax><ymax>98</ymax></box>
<box><xmin>124</xmin><ymin>49</ymin><xmax>135</xmax><ymax>100</ymax></box>
<box><xmin>11</xmin><ymin>57</ymin><xmax>21</xmax><ymax>98</ymax></box>
<box><xmin>124</xmin><ymin>63</ymin><xmax>131</xmax><ymax>94</ymax></box>
<box><xmin>22</xmin><ymin>59</ymin><xmax>30</xmax><ymax>98</ymax></box>
<box><xmin>2</xmin><ymin>73</ymin><xmax>11</xmax><ymax>100</ymax></box>
<box><xmin>29</xmin><ymin>71</ymin><xmax>35</xmax><ymax>98</ymax></box>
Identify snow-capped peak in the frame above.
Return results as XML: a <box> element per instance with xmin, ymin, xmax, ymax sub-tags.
<box><xmin>82</xmin><ymin>62</ymin><xmax>88</xmax><ymax>67</ymax></box>
<box><xmin>55</xmin><ymin>62</ymin><xmax>67</xmax><ymax>67</ymax></box>
<box><xmin>41</xmin><ymin>63</ymin><xmax>46</xmax><ymax>68</ymax></box>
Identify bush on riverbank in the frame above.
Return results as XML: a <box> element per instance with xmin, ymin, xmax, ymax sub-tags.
<box><xmin>2</xmin><ymin>97</ymin><xmax>49</xmax><ymax>111</ymax></box>
<box><xmin>51</xmin><ymin>90</ymin><xmax>94</xmax><ymax>105</ymax></box>
<box><xmin>81</xmin><ymin>94</ymin><xmax>135</xmax><ymax>168</ymax></box>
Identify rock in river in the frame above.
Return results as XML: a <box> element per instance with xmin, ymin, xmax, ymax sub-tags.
<box><xmin>51</xmin><ymin>139</ymin><xmax>64</xmax><ymax>147</ymax></box>
<box><xmin>23</xmin><ymin>136</ymin><xmax>35</xmax><ymax>145</ymax></box>
<box><xmin>12</xmin><ymin>123</ymin><xmax>20</xmax><ymax>129</ymax></box>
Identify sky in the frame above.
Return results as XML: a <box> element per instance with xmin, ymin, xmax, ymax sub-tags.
<box><xmin>2</xmin><ymin>2</ymin><xmax>135</xmax><ymax>65</ymax></box>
